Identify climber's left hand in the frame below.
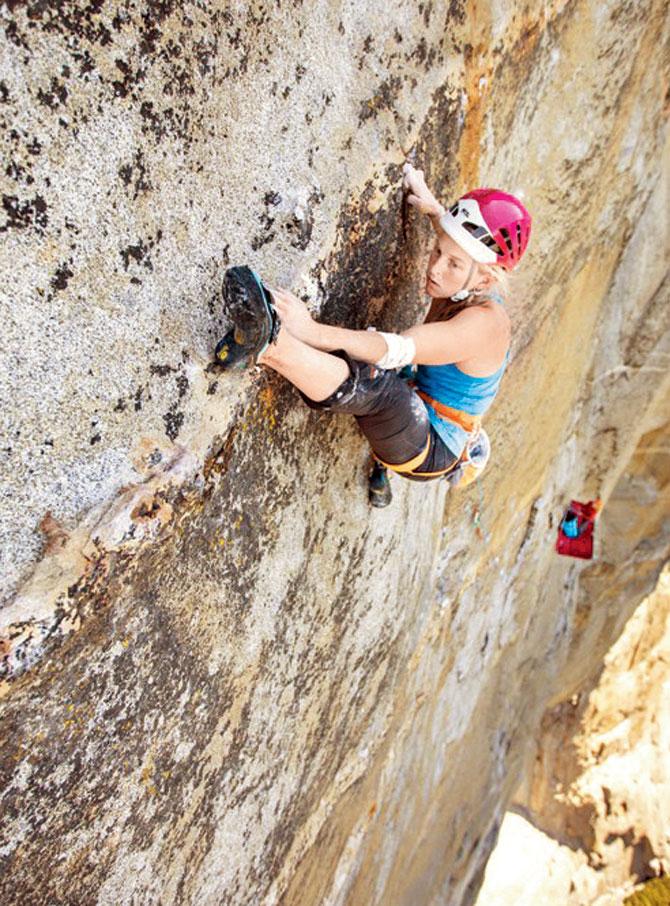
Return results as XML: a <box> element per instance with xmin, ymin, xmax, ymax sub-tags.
<box><xmin>403</xmin><ymin>163</ymin><xmax>444</xmax><ymax>217</ymax></box>
<box><xmin>268</xmin><ymin>286</ymin><xmax>319</xmax><ymax>345</ymax></box>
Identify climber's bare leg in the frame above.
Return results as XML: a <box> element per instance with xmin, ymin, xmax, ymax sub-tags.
<box><xmin>257</xmin><ymin>327</ymin><xmax>349</xmax><ymax>402</ymax></box>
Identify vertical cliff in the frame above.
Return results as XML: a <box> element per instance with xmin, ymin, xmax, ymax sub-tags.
<box><xmin>1</xmin><ymin>2</ymin><xmax>668</xmax><ymax>904</ymax></box>
<box><xmin>477</xmin><ymin>565</ymin><xmax>670</xmax><ymax>906</ymax></box>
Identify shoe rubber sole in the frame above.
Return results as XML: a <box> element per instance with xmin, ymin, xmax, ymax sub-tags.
<box><xmin>214</xmin><ymin>266</ymin><xmax>278</xmax><ymax>368</ymax></box>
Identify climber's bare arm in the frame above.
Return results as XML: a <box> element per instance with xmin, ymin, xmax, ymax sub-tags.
<box><xmin>404</xmin><ymin>306</ymin><xmax>506</xmax><ymax>367</ymax></box>
<box><xmin>271</xmin><ymin>286</ymin><xmax>508</xmax><ymax>369</ymax></box>
<box><xmin>314</xmin><ymin>323</ymin><xmax>389</xmax><ymax>363</ymax></box>
<box><xmin>312</xmin><ymin>310</ymin><xmax>500</xmax><ymax>369</ymax></box>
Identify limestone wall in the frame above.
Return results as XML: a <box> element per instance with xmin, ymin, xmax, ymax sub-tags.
<box><xmin>1</xmin><ymin>2</ymin><xmax>669</xmax><ymax>904</ymax></box>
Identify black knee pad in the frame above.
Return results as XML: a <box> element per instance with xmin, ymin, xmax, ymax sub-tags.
<box><xmin>299</xmin><ymin>350</ymin><xmax>391</xmax><ymax>413</ymax></box>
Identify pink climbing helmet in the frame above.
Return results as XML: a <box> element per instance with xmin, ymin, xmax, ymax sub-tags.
<box><xmin>439</xmin><ymin>188</ymin><xmax>532</xmax><ymax>270</ymax></box>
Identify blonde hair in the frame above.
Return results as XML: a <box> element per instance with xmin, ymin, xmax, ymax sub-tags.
<box><xmin>477</xmin><ymin>262</ymin><xmax>513</xmax><ymax>302</ymax></box>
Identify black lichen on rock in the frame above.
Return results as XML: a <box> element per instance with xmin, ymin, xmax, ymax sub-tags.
<box><xmin>1</xmin><ymin>193</ymin><xmax>48</xmax><ymax>234</ymax></box>
<box><xmin>176</xmin><ymin>374</ymin><xmax>189</xmax><ymax>399</ymax></box>
<box><xmin>51</xmin><ymin>261</ymin><xmax>73</xmax><ymax>291</ymax></box>
<box><xmin>118</xmin><ymin>150</ymin><xmax>151</xmax><ymax>199</ymax></box>
<box><xmin>119</xmin><ymin>234</ymin><xmax>161</xmax><ymax>272</ymax></box>
<box><xmin>120</xmin><ymin>240</ymin><xmax>151</xmax><ymax>271</ymax></box>
<box><xmin>150</xmin><ymin>364</ymin><xmax>177</xmax><ymax>378</ymax></box>
<box><xmin>163</xmin><ymin>406</ymin><xmax>184</xmax><ymax>441</ymax></box>
<box><xmin>358</xmin><ymin>76</ymin><xmax>402</xmax><ymax>124</ymax></box>
<box><xmin>36</xmin><ymin>77</ymin><xmax>68</xmax><ymax>109</ymax></box>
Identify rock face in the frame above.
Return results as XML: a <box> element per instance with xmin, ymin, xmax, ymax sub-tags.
<box><xmin>477</xmin><ymin>565</ymin><xmax>670</xmax><ymax>906</ymax></box>
<box><xmin>0</xmin><ymin>2</ymin><xmax>668</xmax><ymax>905</ymax></box>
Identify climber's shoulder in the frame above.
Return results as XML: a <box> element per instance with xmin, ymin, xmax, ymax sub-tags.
<box><xmin>450</xmin><ymin>298</ymin><xmax>510</xmax><ymax>344</ymax></box>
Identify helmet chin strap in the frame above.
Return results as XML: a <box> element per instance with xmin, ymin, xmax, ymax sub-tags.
<box><xmin>450</xmin><ymin>259</ymin><xmax>480</xmax><ymax>302</ymax></box>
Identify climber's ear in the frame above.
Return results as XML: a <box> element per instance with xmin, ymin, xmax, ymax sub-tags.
<box><xmin>473</xmin><ymin>267</ymin><xmax>495</xmax><ymax>292</ymax></box>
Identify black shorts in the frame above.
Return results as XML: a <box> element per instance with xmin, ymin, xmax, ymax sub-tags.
<box><xmin>299</xmin><ymin>350</ymin><xmax>458</xmax><ymax>482</ymax></box>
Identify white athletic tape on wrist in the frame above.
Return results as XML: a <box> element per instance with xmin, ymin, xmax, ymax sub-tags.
<box><xmin>375</xmin><ymin>332</ymin><xmax>416</xmax><ymax>370</ymax></box>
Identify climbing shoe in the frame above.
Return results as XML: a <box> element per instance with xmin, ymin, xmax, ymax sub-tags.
<box><xmin>214</xmin><ymin>266</ymin><xmax>280</xmax><ymax>369</ymax></box>
<box><xmin>368</xmin><ymin>459</ymin><xmax>392</xmax><ymax>508</ymax></box>
<box><xmin>214</xmin><ymin>325</ymin><xmax>256</xmax><ymax>370</ymax></box>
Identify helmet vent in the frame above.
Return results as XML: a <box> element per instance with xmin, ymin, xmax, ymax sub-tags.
<box><xmin>499</xmin><ymin>227</ymin><xmax>513</xmax><ymax>253</ymax></box>
<box><xmin>479</xmin><ymin>234</ymin><xmax>503</xmax><ymax>255</ymax></box>
<box><xmin>460</xmin><ymin>220</ymin><xmax>503</xmax><ymax>255</ymax></box>
<box><xmin>462</xmin><ymin>220</ymin><xmax>488</xmax><ymax>240</ymax></box>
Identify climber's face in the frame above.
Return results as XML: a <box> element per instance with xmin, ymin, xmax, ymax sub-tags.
<box><xmin>425</xmin><ymin>232</ymin><xmax>476</xmax><ymax>298</ymax></box>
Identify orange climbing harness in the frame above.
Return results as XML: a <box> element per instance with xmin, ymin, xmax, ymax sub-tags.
<box><xmin>377</xmin><ymin>389</ymin><xmax>481</xmax><ymax>479</ymax></box>
<box><xmin>414</xmin><ymin>389</ymin><xmax>483</xmax><ymax>434</ymax></box>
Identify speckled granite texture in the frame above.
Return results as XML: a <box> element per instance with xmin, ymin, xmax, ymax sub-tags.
<box><xmin>1</xmin><ymin>1</ymin><xmax>669</xmax><ymax>904</ymax></box>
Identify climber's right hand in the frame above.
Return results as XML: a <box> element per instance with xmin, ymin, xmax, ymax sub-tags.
<box><xmin>402</xmin><ymin>163</ymin><xmax>444</xmax><ymax>217</ymax></box>
<box><xmin>268</xmin><ymin>286</ymin><xmax>319</xmax><ymax>345</ymax></box>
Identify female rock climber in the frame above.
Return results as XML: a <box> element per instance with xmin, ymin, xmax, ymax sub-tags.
<box><xmin>214</xmin><ymin>163</ymin><xmax>531</xmax><ymax>506</ymax></box>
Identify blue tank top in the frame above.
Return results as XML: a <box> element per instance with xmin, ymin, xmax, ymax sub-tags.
<box><xmin>415</xmin><ymin>295</ymin><xmax>508</xmax><ymax>456</ymax></box>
